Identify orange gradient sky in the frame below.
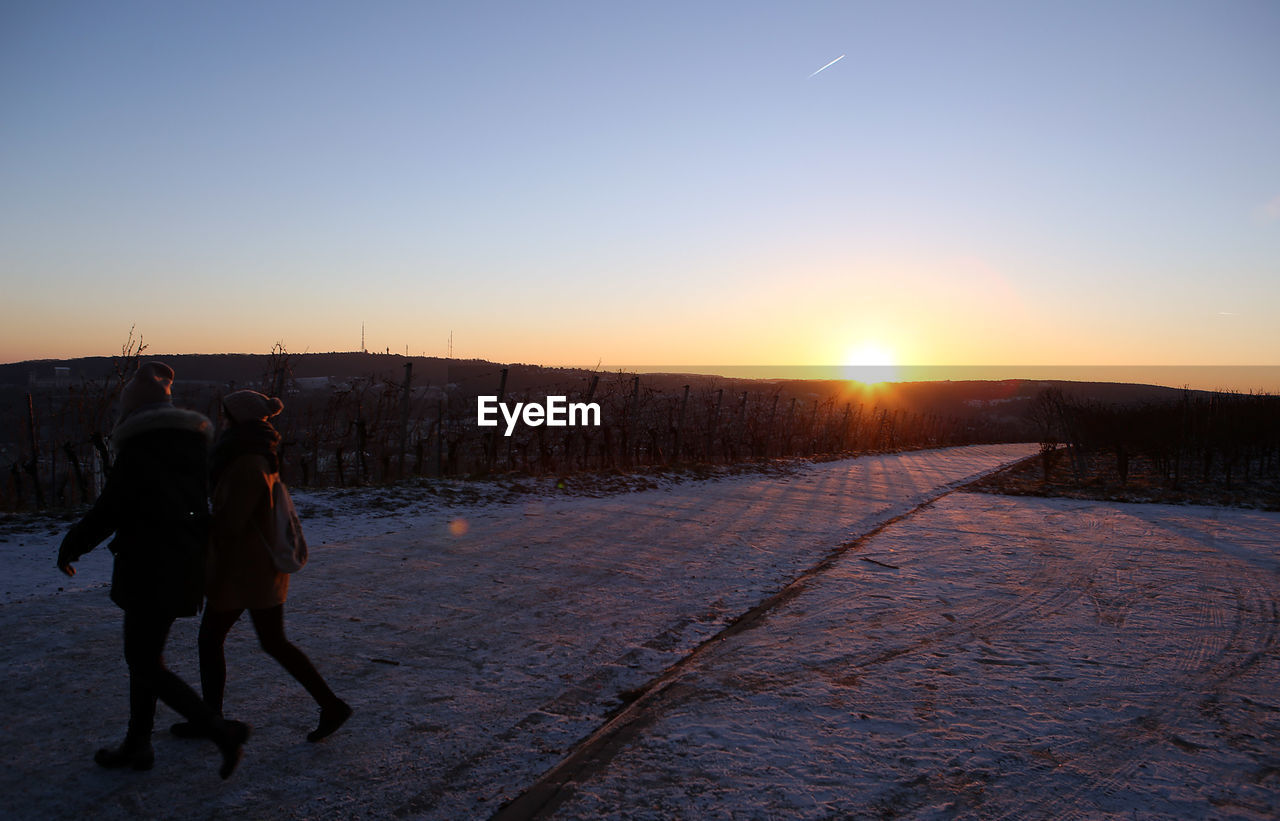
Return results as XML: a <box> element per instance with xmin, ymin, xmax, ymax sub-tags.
<box><xmin>2</xmin><ymin>3</ymin><xmax>1278</xmax><ymax>391</ymax></box>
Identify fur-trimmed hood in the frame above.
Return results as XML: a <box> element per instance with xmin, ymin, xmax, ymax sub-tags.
<box><xmin>111</xmin><ymin>405</ymin><xmax>213</xmax><ymax>452</ymax></box>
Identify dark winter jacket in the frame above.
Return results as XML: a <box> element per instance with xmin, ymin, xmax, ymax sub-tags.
<box><xmin>206</xmin><ymin>420</ymin><xmax>289</xmax><ymax>610</ymax></box>
<box><xmin>59</xmin><ymin>405</ymin><xmax>213</xmax><ymax>616</ymax></box>
<box><xmin>207</xmin><ymin>452</ymin><xmax>290</xmax><ymax>611</ymax></box>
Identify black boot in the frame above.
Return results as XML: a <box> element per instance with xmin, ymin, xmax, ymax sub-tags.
<box><xmin>94</xmin><ymin>736</ymin><xmax>155</xmax><ymax>771</ymax></box>
<box><xmin>169</xmin><ymin>718</ymin><xmax>215</xmax><ymax>739</ymax></box>
<box><xmin>208</xmin><ymin>718</ymin><xmax>250</xmax><ymax>780</ymax></box>
<box><xmin>307</xmin><ymin>700</ymin><xmax>352</xmax><ymax>742</ymax></box>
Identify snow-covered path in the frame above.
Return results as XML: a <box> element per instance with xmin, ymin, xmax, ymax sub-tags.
<box><xmin>3</xmin><ymin>444</ymin><xmax>1028</xmax><ymax>819</ymax></box>
<box><xmin>542</xmin><ymin>492</ymin><xmax>1280</xmax><ymax>819</ymax></box>
<box><xmin>7</xmin><ymin>443</ymin><xmax>1278</xmax><ymax>819</ymax></box>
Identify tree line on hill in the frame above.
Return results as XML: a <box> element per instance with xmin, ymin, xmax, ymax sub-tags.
<box><xmin>1</xmin><ymin>348</ymin><xmax>1024</xmax><ymax>512</ymax></box>
<box><xmin>1028</xmin><ymin>387</ymin><xmax>1280</xmax><ymax>490</ymax></box>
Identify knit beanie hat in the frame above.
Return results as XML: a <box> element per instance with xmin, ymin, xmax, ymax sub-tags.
<box><xmin>222</xmin><ymin>389</ymin><xmax>284</xmax><ymax>423</ymax></box>
<box><xmin>119</xmin><ymin>361</ymin><xmax>175</xmax><ymax>418</ymax></box>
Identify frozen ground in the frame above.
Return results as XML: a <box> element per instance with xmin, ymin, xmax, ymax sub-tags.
<box><xmin>2</xmin><ymin>443</ymin><xmax>1278</xmax><ymax>819</ymax></box>
<box><xmin>541</xmin><ymin>493</ymin><xmax>1280</xmax><ymax>820</ymax></box>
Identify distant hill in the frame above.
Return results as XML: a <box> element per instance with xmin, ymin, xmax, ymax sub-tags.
<box><xmin>2</xmin><ymin>352</ymin><xmax>451</xmax><ymax>387</ymax></box>
<box><xmin>0</xmin><ymin>353</ymin><xmax>1243</xmax><ymax>501</ymax></box>
<box><xmin>2</xmin><ymin>352</ymin><xmax>1212</xmax><ymax>410</ymax></box>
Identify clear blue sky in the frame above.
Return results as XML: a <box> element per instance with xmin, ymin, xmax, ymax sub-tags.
<box><xmin>2</xmin><ymin>1</ymin><xmax>1277</xmax><ymax>386</ymax></box>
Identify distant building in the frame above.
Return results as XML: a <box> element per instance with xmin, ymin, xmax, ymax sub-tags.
<box><xmin>293</xmin><ymin>376</ymin><xmax>334</xmax><ymax>392</ymax></box>
<box><xmin>28</xmin><ymin>366</ymin><xmax>73</xmax><ymax>388</ymax></box>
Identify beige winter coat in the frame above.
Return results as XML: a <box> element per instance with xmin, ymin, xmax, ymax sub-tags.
<box><xmin>206</xmin><ymin>454</ymin><xmax>288</xmax><ymax>611</ymax></box>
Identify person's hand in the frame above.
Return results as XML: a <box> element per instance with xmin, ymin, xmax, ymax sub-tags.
<box><xmin>56</xmin><ymin>540</ymin><xmax>79</xmax><ymax>577</ymax></box>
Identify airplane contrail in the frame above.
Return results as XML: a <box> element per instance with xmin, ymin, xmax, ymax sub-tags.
<box><xmin>808</xmin><ymin>54</ymin><xmax>845</xmax><ymax>78</ymax></box>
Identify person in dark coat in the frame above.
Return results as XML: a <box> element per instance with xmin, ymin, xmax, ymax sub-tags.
<box><xmin>170</xmin><ymin>389</ymin><xmax>350</xmax><ymax>743</ymax></box>
<box><xmin>57</xmin><ymin>362</ymin><xmax>249</xmax><ymax>779</ymax></box>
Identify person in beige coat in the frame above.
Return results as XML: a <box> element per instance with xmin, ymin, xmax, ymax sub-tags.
<box><xmin>172</xmin><ymin>390</ymin><xmax>350</xmax><ymax>743</ymax></box>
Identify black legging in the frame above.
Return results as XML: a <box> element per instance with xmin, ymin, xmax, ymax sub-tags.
<box><xmin>197</xmin><ymin>604</ymin><xmax>336</xmax><ymax>714</ymax></box>
<box><xmin>122</xmin><ymin>610</ymin><xmax>215</xmax><ymax>740</ymax></box>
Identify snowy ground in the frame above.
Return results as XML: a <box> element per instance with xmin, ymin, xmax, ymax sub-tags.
<box><xmin>3</xmin><ymin>443</ymin><xmax>1278</xmax><ymax>819</ymax></box>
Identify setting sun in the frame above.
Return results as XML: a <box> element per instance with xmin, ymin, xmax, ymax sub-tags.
<box><xmin>842</xmin><ymin>343</ymin><xmax>899</xmax><ymax>384</ymax></box>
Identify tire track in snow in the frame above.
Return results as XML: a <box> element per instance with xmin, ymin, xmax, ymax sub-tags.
<box><xmin>539</xmin><ymin>495</ymin><xmax>1280</xmax><ymax>820</ymax></box>
<box><xmin>376</xmin><ymin>446</ymin><xmax>1034</xmax><ymax>819</ymax></box>
<box><xmin>985</xmin><ymin>514</ymin><xmax>1280</xmax><ymax>821</ymax></box>
<box><xmin>487</xmin><ymin>452</ymin><xmax>1043</xmax><ymax>821</ymax></box>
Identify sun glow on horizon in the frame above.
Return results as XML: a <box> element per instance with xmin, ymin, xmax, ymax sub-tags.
<box><xmin>842</xmin><ymin>342</ymin><xmax>900</xmax><ymax>385</ymax></box>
